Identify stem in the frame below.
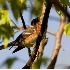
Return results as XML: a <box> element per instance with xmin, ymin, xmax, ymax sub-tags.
<box><xmin>47</xmin><ymin>13</ymin><xmax>67</xmax><ymax>69</ymax></box>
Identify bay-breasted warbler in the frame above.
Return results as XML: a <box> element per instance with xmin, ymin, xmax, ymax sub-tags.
<box><xmin>9</xmin><ymin>17</ymin><xmax>41</xmax><ymax>53</ymax></box>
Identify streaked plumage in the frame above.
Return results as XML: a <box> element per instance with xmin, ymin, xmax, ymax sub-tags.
<box><xmin>9</xmin><ymin>17</ymin><xmax>41</xmax><ymax>53</ymax></box>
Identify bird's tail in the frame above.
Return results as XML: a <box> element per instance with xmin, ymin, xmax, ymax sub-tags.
<box><xmin>8</xmin><ymin>41</ymin><xmax>18</xmax><ymax>50</ymax></box>
<box><xmin>0</xmin><ymin>41</ymin><xmax>17</xmax><ymax>50</ymax></box>
<box><xmin>0</xmin><ymin>41</ymin><xmax>24</xmax><ymax>53</ymax></box>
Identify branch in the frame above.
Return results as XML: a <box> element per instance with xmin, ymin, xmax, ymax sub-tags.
<box><xmin>19</xmin><ymin>10</ymin><xmax>26</xmax><ymax>29</ymax></box>
<box><xmin>13</xmin><ymin>25</ymin><xmax>56</xmax><ymax>36</ymax></box>
<box><xmin>22</xmin><ymin>38</ymin><xmax>48</xmax><ymax>69</ymax></box>
<box><xmin>33</xmin><ymin>38</ymin><xmax>48</xmax><ymax>62</ymax></box>
<box><xmin>47</xmin><ymin>12</ymin><xmax>67</xmax><ymax>69</ymax></box>
<box><xmin>12</xmin><ymin>26</ymin><xmax>25</xmax><ymax>30</ymax></box>
<box><xmin>22</xmin><ymin>0</ymin><xmax>52</xmax><ymax>69</ymax></box>
<box><xmin>47</xmin><ymin>30</ymin><xmax>56</xmax><ymax>36</ymax></box>
<box><xmin>33</xmin><ymin>1</ymin><xmax>47</xmax><ymax>64</ymax></box>
<box><xmin>53</xmin><ymin>0</ymin><xmax>70</xmax><ymax>22</ymax></box>
<box><xmin>29</xmin><ymin>0</ymin><xmax>33</xmax><ymax>7</ymax></box>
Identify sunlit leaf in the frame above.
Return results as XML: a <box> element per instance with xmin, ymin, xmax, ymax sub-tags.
<box><xmin>64</xmin><ymin>24</ymin><xmax>70</xmax><ymax>36</ymax></box>
<box><xmin>0</xmin><ymin>9</ymin><xmax>8</xmax><ymax>25</ymax></box>
<box><xmin>34</xmin><ymin>0</ymin><xmax>43</xmax><ymax>8</ymax></box>
<box><xmin>17</xmin><ymin>0</ymin><xmax>26</xmax><ymax>8</ymax></box>
<box><xmin>30</xmin><ymin>0</ymin><xmax>43</xmax><ymax>17</ymax></box>
<box><xmin>3</xmin><ymin>38</ymin><xmax>8</xmax><ymax>48</ymax></box>
<box><xmin>59</xmin><ymin>0</ymin><xmax>70</xmax><ymax>7</ymax></box>
<box><xmin>54</xmin><ymin>0</ymin><xmax>67</xmax><ymax>16</ymax></box>
<box><xmin>0</xmin><ymin>9</ymin><xmax>14</xmax><ymax>48</ymax></box>
<box><xmin>9</xmin><ymin>0</ymin><xmax>26</xmax><ymax>20</ymax></box>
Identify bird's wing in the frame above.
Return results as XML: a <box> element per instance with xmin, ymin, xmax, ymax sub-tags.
<box><xmin>22</xmin><ymin>26</ymin><xmax>36</xmax><ymax>39</ymax></box>
<box><xmin>14</xmin><ymin>26</ymin><xmax>36</xmax><ymax>43</ymax></box>
<box><xmin>12</xmin><ymin>46</ymin><xmax>25</xmax><ymax>53</ymax></box>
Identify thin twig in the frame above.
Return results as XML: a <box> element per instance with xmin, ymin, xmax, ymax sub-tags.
<box><xmin>12</xmin><ymin>26</ymin><xmax>24</xmax><ymax>30</ymax></box>
<box><xmin>53</xmin><ymin>0</ymin><xmax>70</xmax><ymax>22</ymax></box>
<box><xmin>30</xmin><ymin>0</ymin><xmax>33</xmax><ymax>7</ymax></box>
<box><xmin>47</xmin><ymin>30</ymin><xmax>56</xmax><ymax>36</ymax></box>
<box><xmin>47</xmin><ymin>10</ymin><xmax>67</xmax><ymax>69</ymax></box>
<box><xmin>28</xmin><ymin>48</ymin><xmax>31</xmax><ymax>57</ymax></box>
<box><xmin>19</xmin><ymin>10</ymin><xmax>26</xmax><ymax>29</ymax></box>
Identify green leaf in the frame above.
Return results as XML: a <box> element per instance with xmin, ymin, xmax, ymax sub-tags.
<box><xmin>9</xmin><ymin>0</ymin><xmax>26</xmax><ymax>20</ymax></box>
<box><xmin>64</xmin><ymin>24</ymin><xmax>70</xmax><ymax>36</ymax></box>
<box><xmin>3</xmin><ymin>38</ymin><xmax>8</xmax><ymax>48</ymax></box>
<box><xmin>32</xmin><ymin>57</ymin><xmax>48</xmax><ymax>69</ymax></box>
<box><xmin>54</xmin><ymin>0</ymin><xmax>67</xmax><ymax>16</ymax></box>
<box><xmin>59</xmin><ymin>0</ymin><xmax>70</xmax><ymax>7</ymax></box>
<box><xmin>34</xmin><ymin>0</ymin><xmax>43</xmax><ymax>8</ymax></box>
<box><xmin>30</xmin><ymin>0</ymin><xmax>43</xmax><ymax>17</ymax></box>
<box><xmin>0</xmin><ymin>57</ymin><xmax>18</xmax><ymax>69</ymax></box>
<box><xmin>0</xmin><ymin>0</ymin><xmax>8</xmax><ymax>9</ymax></box>
<box><xmin>17</xmin><ymin>0</ymin><xmax>26</xmax><ymax>8</ymax></box>
<box><xmin>0</xmin><ymin>9</ymin><xmax>8</xmax><ymax>24</ymax></box>
<box><xmin>0</xmin><ymin>9</ymin><xmax>14</xmax><ymax>48</ymax></box>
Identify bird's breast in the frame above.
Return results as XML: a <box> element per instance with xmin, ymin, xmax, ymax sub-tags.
<box><xmin>21</xmin><ymin>33</ymin><xmax>38</xmax><ymax>48</ymax></box>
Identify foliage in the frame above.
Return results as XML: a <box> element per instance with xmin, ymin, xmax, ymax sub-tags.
<box><xmin>0</xmin><ymin>0</ymin><xmax>70</xmax><ymax>69</ymax></box>
<box><xmin>64</xmin><ymin>24</ymin><xmax>70</xmax><ymax>36</ymax></box>
<box><xmin>0</xmin><ymin>9</ymin><xmax>14</xmax><ymax>48</ymax></box>
<box><xmin>32</xmin><ymin>57</ymin><xmax>49</xmax><ymax>69</ymax></box>
<box><xmin>0</xmin><ymin>0</ymin><xmax>8</xmax><ymax>9</ymax></box>
<box><xmin>53</xmin><ymin>0</ymin><xmax>70</xmax><ymax>36</ymax></box>
<box><xmin>30</xmin><ymin>0</ymin><xmax>43</xmax><ymax>17</ymax></box>
<box><xmin>8</xmin><ymin>0</ymin><xmax>27</xmax><ymax>20</ymax></box>
<box><xmin>54</xmin><ymin>0</ymin><xmax>65</xmax><ymax>16</ymax></box>
<box><xmin>0</xmin><ymin>57</ymin><xmax>18</xmax><ymax>69</ymax></box>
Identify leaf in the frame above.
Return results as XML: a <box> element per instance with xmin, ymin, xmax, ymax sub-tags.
<box><xmin>10</xmin><ymin>19</ymin><xmax>18</xmax><ymax>27</ymax></box>
<box><xmin>17</xmin><ymin>0</ymin><xmax>26</xmax><ymax>8</ymax></box>
<box><xmin>9</xmin><ymin>0</ymin><xmax>26</xmax><ymax>20</ymax></box>
<box><xmin>32</xmin><ymin>57</ymin><xmax>48</xmax><ymax>69</ymax></box>
<box><xmin>0</xmin><ymin>9</ymin><xmax>14</xmax><ymax>48</ymax></box>
<box><xmin>64</xmin><ymin>24</ymin><xmax>70</xmax><ymax>36</ymax></box>
<box><xmin>34</xmin><ymin>0</ymin><xmax>43</xmax><ymax>8</ymax></box>
<box><xmin>54</xmin><ymin>0</ymin><xmax>67</xmax><ymax>16</ymax></box>
<box><xmin>0</xmin><ymin>9</ymin><xmax>8</xmax><ymax>24</ymax></box>
<box><xmin>0</xmin><ymin>0</ymin><xmax>8</xmax><ymax>9</ymax></box>
<box><xmin>3</xmin><ymin>38</ymin><xmax>8</xmax><ymax>48</ymax></box>
<box><xmin>0</xmin><ymin>57</ymin><xmax>18</xmax><ymax>69</ymax></box>
<box><xmin>30</xmin><ymin>0</ymin><xmax>43</xmax><ymax>17</ymax></box>
<box><xmin>59</xmin><ymin>0</ymin><xmax>70</xmax><ymax>7</ymax></box>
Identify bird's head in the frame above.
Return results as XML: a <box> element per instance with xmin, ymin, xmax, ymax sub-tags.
<box><xmin>31</xmin><ymin>17</ymin><xmax>40</xmax><ymax>26</ymax></box>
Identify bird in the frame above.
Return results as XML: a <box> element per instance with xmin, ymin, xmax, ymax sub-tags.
<box><xmin>8</xmin><ymin>17</ymin><xmax>41</xmax><ymax>53</ymax></box>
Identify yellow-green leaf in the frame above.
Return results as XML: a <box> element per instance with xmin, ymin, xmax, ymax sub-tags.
<box><xmin>64</xmin><ymin>24</ymin><xmax>70</xmax><ymax>36</ymax></box>
<box><xmin>0</xmin><ymin>9</ymin><xmax>14</xmax><ymax>48</ymax></box>
<box><xmin>17</xmin><ymin>0</ymin><xmax>26</xmax><ymax>8</ymax></box>
<box><xmin>3</xmin><ymin>38</ymin><xmax>8</xmax><ymax>48</ymax></box>
<box><xmin>0</xmin><ymin>0</ymin><xmax>8</xmax><ymax>9</ymax></box>
<box><xmin>0</xmin><ymin>8</ymin><xmax>8</xmax><ymax>25</ymax></box>
<box><xmin>54</xmin><ymin>0</ymin><xmax>66</xmax><ymax>16</ymax></box>
<box><xmin>30</xmin><ymin>0</ymin><xmax>43</xmax><ymax>17</ymax></box>
<box><xmin>9</xmin><ymin>0</ymin><xmax>26</xmax><ymax>20</ymax></box>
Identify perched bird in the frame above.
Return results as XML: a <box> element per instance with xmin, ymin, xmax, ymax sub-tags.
<box><xmin>8</xmin><ymin>17</ymin><xmax>41</xmax><ymax>53</ymax></box>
